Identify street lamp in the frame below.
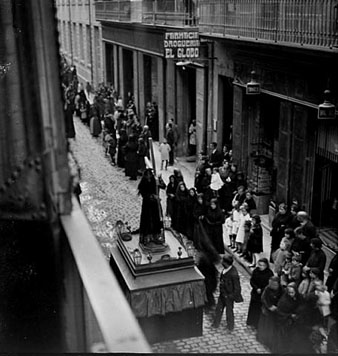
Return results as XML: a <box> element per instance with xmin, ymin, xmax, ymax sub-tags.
<box><xmin>246</xmin><ymin>71</ymin><xmax>261</xmax><ymax>95</ymax></box>
<box><xmin>318</xmin><ymin>90</ymin><xmax>336</xmax><ymax>120</ymax></box>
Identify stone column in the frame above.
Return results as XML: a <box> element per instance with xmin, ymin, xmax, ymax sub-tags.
<box><xmin>156</xmin><ymin>57</ymin><xmax>165</xmax><ymax>141</ymax></box>
<box><xmin>118</xmin><ymin>46</ymin><xmax>124</xmax><ymax>102</ymax></box>
<box><xmin>133</xmin><ymin>51</ymin><xmax>139</xmax><ymax>115</ymax></box>
<box><xmin>113</xmin><ymin>44</ymin><xmax>118</xmax><ymax>90</ymax></box>
<box><xmin>137</xmin><ymin>52</ymin><xmax>145</xmax><ymax>124</ymax></box>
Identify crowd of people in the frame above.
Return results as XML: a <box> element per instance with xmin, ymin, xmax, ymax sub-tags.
<box><xmin>61</xmin><ymin>60</ymin><xmax>338</xmax><ymax>353</ymax></box>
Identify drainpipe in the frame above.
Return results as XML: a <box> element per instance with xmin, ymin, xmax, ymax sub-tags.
<box><xmin>68</xmin><ymin>0</ymin><xmax>73</xmax><ymax>64</ymax></box>
<box><xmin>88</xmin><ymin>0</ymin><xmax>94</xmax><ymax>86</ymax></box>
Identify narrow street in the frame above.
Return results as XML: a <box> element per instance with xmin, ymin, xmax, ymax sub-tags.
<box><xmin>71</xmin><ymin>117</ymin><xmax>270</xmax><ymax>353</ymax></box>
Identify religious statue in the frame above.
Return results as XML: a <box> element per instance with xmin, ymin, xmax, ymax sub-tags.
<box><xmin>138</xmin><ymin>168</ymin><xmax>167</xmax><ymax>250</ymax></box>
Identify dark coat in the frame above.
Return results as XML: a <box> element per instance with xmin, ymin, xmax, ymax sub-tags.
<box><xmin>219</xmin><ymin>265</ymin><xmax>243</xmax><ymax>303</ymax></box>
<box><xmin>257</xmin><ymin>285</ymin><xmax>283</xmax><ymax>350</ymax></box>
<box><xmin>166</xmin><ymin>180</ymin><xmax>176</xmax><ymax>218</ymax></box>
<box><xmin>246</xmin><ymin>267</ymin><xmax>273</xmax><ymax>328</ymax></box>
<box><xmin>192</xmin><ymin>202</ymin><xmax>206</xmax><ymax>247</ymax></box>
<box><xmin>247</xmin><ymin>224</ymin><xmax>263</xmax><ymax>253</ymax></box>
<box><xmin>172</xmin><ymin>187</ymin><xmax>189</xmax><ymax>235</ymax></box>
<box><xmin>204</xmin><ymin>206</ymin><xmax>225</xmax><ymax>254</ymax></box>
<box><xmin>275</xmin><ymin>291</ymin><xmax>302</xmax><ymax>353</ymax></box>
<box><xmin>291</xmin><ymin>236</ymin><xmax>311</xmax><ymax>265</ymax></box>
<box><xmin>117</xmin><ymin>130</ymin><xmax>128</xmax><ymax>168</ymax></box>
<box><xmin>138</xmin><ymin>175</ymin><xmax>165</xmax><ymax>244</ymax></box>
<box><xmin>289</xmin><ymin>297</ymin><xmax>323</xmax><ymax>353</ymax></box>
<box><xmin>185</xmin><ymin>195</ymin><xmax>197</xmax><ymax>240</ymax></box>
<box><xmin>302</xmin><ymin>220</ymin><xmax>317</xmax><ymax>240</ymax></box>
<box><xmin>306</xmin><ymin>249</ymin><xmax>327</xmax><ymax>280</ymax></box>
<box><xmin>137</xmin><ymin>141</ymin><xmax>148</xmax><ymax>172</ymax></box>
<box><xmin>209</xmin><ymin>149</ymin><xmax>223</xmax><ymax>168</ymax></box>
<box><xmin>166</xmin><ymin>128</ymin><xmax>175</xmax><ymax>146</ymax></box>
<box><xmin>197</xmin><ymin>250</ymin><xmax>218</xmax><ymax>306</ymax></box>
<box><xmin>124</xmin><ymin>140</ymin><xmax>138</xmax><ymax>179</ymax></box>
<box><xmin>270</xmin><ymin>212</ymin><xmax>292</xmax><ymax>252</ymax></box>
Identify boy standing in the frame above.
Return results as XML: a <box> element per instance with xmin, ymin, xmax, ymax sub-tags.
<box><xmin>212</xmin><ymin>254</ymin><xmax>243</xmax><ymax>331</ymax></box>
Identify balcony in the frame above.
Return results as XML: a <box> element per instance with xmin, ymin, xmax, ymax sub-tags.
<box><xmin>95</xmin><ymin>0</ymin><xmax>198</xmax><ymax>27</ymax></box>
<box><xmin>60</xmin><ymin>198</ymin><xmax>151</xmax><ymax>352</ymax></box>
<box><xmin>199</xmin><ymin>0</ymin><xmax>338</xmax><ymax>50</ymax></box>
<box><xmin>95</xmin><ymin>0</ymin><xmax>131</xmax><ymax>22</ymax></box>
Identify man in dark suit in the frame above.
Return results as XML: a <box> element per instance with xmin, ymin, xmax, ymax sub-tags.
<box><xmin>212</xmin><ymin>254</ymin><xmax>243</xmax><ymax>331</ymax></box>
<box><xmin>209</xmin><ymin>142</ymin><xmax>223</xmax><ymax>168</ymax></box>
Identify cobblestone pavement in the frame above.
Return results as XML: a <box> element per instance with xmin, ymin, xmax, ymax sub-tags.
<box><xmin>71</xmin><ymin>117</ymin><xmax>270</xmax><ymax>354</ymax></box>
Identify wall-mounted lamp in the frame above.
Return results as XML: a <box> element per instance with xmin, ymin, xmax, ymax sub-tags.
<box><xmin>246</xmin><ymin>71</ymin><xmax>261</xmax><ymax>95</ymax></box>
<box><xmin>318</xmin><ymin>90</ymin><xmax>336</xmax><ymax>120</ymax></box>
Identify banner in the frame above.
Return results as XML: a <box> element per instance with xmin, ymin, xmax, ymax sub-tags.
<box><xmin>164</xmin><ymin>31</ymin><xmax>200</xmax><ymax>59</ymax></box>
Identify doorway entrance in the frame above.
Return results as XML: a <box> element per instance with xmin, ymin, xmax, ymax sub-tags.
<box><xmin>122</xmin><ymin>48</ymin><xmax>133</xmax><ymax>103</ymax></box>
<box><xmin>218</xmin><ymin>76</ymin><xmax>233</xmax><ymax>149</ymax></box>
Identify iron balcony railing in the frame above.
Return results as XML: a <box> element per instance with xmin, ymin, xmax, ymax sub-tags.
<box><xmin>199</xmin><ymin>0</ymin><xmax>338</xmax><ymax>49</ymax></box>
<box><xmin>95</xmin><ymin>0</ymin><xmax>198</xmax><ymax>26</ymax></box>
<box><xmin>95</xmin><ymin>0</ymin><xmax>131</xmax><ymax>22</ymax></box>
<box><xmin>60</xmin><ymin>198</ymin><xmax>150</xmax><ymax>352</ymax></box>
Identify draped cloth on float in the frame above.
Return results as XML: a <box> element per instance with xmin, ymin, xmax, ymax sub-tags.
<box><xmin>128</xmin><ymin>280</ymin><xmax>206</xmax><ymax>318</ymax></box>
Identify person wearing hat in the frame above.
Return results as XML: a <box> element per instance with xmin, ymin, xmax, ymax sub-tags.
<box><xmin>297</xmin><ymin>211</ymin><xmax>317</xmax><ymax>240</ymax></box>
<box><xmin>303</xmin><ymin>237</ymin><xmax>327</xmax><ymax>281</ymax></box>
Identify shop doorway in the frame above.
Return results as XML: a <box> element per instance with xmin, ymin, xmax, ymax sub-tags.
<box><xmin>105</xmin><ymin>43</ymin><xmax>115</xmax><ymax>85</ymax></box>
<box><xmin>122</xmin><ymin>48</ymin><xmax>133</xmax><ymax>103</ymax></box>
<box><xmin>182</xmin><ymin>66</ymin><xmax>196</xmax><ymax>155</ymax></box>
<box><xmin>312</xmin><ymin>156</ymin><xmax>338</xmax><ymax>228</ymax></box>
<box><xmin>312</xmin><ymin>156</ymin><xmax>338</xmax><ymax>249</ymax></box>
<box><xmin>143</xmin><ymin>55</ymin><xmax>159</xmax><ymax>140</ymax></box>
<box><xmin>218</xmin><ymin>75</ymin><xmax>233</xmax><ymax>149</ymax></box>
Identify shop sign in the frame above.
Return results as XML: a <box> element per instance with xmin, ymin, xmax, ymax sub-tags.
<box><xmin>164</xmin><ymin>31</ymin><xmax>200</xmax><ymax>59</ymax></box>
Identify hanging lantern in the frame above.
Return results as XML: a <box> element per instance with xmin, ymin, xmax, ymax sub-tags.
<box><xmin>318</xmin><ymin>90</ymin><xmax>336</xmax><ymax>119</ymax></box>
<box><xmin>246</xmin><ymin>71</ymin><xmax>261</xmax><ymax>95</ymax></box>
<box><xmin>133</xmin><ymin>248</ymin><xmax>142</xmax><ymax>265</ymax></box>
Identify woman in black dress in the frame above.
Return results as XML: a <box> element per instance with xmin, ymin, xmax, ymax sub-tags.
<box><xmin>246</xmin><ymin>215</ymin><xmax>263</xmax><ymax>267</ymax></box>
<box><xmin>185</xmin><ymin>188</ymin><xmax>197</xmax><ymax>241</ymax></box>
<box><xmin>274</xmin><ymin>282</ymin><xmax>302</xmax><ymax>353</ymax></box>
<box><xmin>246</xmin><ymin>258</ymin><xmax>273</xmax><ymax>328</ymax></box>
<box><xmin>203</xmin><ymin>198</ymin><xmax>225</xmax><ymax>254</ymax></box>
<box><xmin>257</xmin><ymin>276</ymin><xmax>283</xmax><ymax>350</ymax></box>
<box><xmin>193</xmin><ymin>193</ymin><xmax>206</xmax><ymax>248</ymax></box>
<box><xmin>166</xmin><ymin>175</ymin><xmax>176</xmax><ymax>219</ymax></box>
<box><xmin>124</xmin><ymin>134</ymin><xmax>138</xmax><ymax>180</ymax></box>
<box><xmin>270</xmin><ymin>203</ymin><xmax>292</xmax><ymax>262</ymax></box>
<box><xmin>172</xmin><ymin>181</ymin><xmax>189</xmax><ymax>235</ymax></box>
<box><xmin>137</xmin><ymin>137</ymin><xmax>147</xmax><ymax>175</ymax></box>
<box><xmin>117</xmin><ymin>128</ymin><xmax>128</xmax><ymax>168</ymax></box>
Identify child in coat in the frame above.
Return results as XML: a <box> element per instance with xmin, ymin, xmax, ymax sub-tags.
<box><xmin>280</xmin><ymin>252</ymin><xmax>293</xmax><ymax>287</ymax></box>
<box><xmin>273</xmin><ymin>239</ymin><xmax>292</xmax><ymax>276</ymax></box>
<box><xmin>104</xmin><ymin>132</ymin><xmax>117</xmax><ymax>165</ymax></box>
<box><xmin>159</xmin><ymin>139</ymin><xmax>171</xmax><ymax>170</ymax></box>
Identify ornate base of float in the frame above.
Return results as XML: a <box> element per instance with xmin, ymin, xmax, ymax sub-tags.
<box><xmin>110</xmin><ymin>226</ymin><xmax>205</xmax><ymax>343</ymax></box>
<box><xmin>116</xmin><ymin>226</ymin><xmax>195</xmax><ymax>277</ymax></box>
